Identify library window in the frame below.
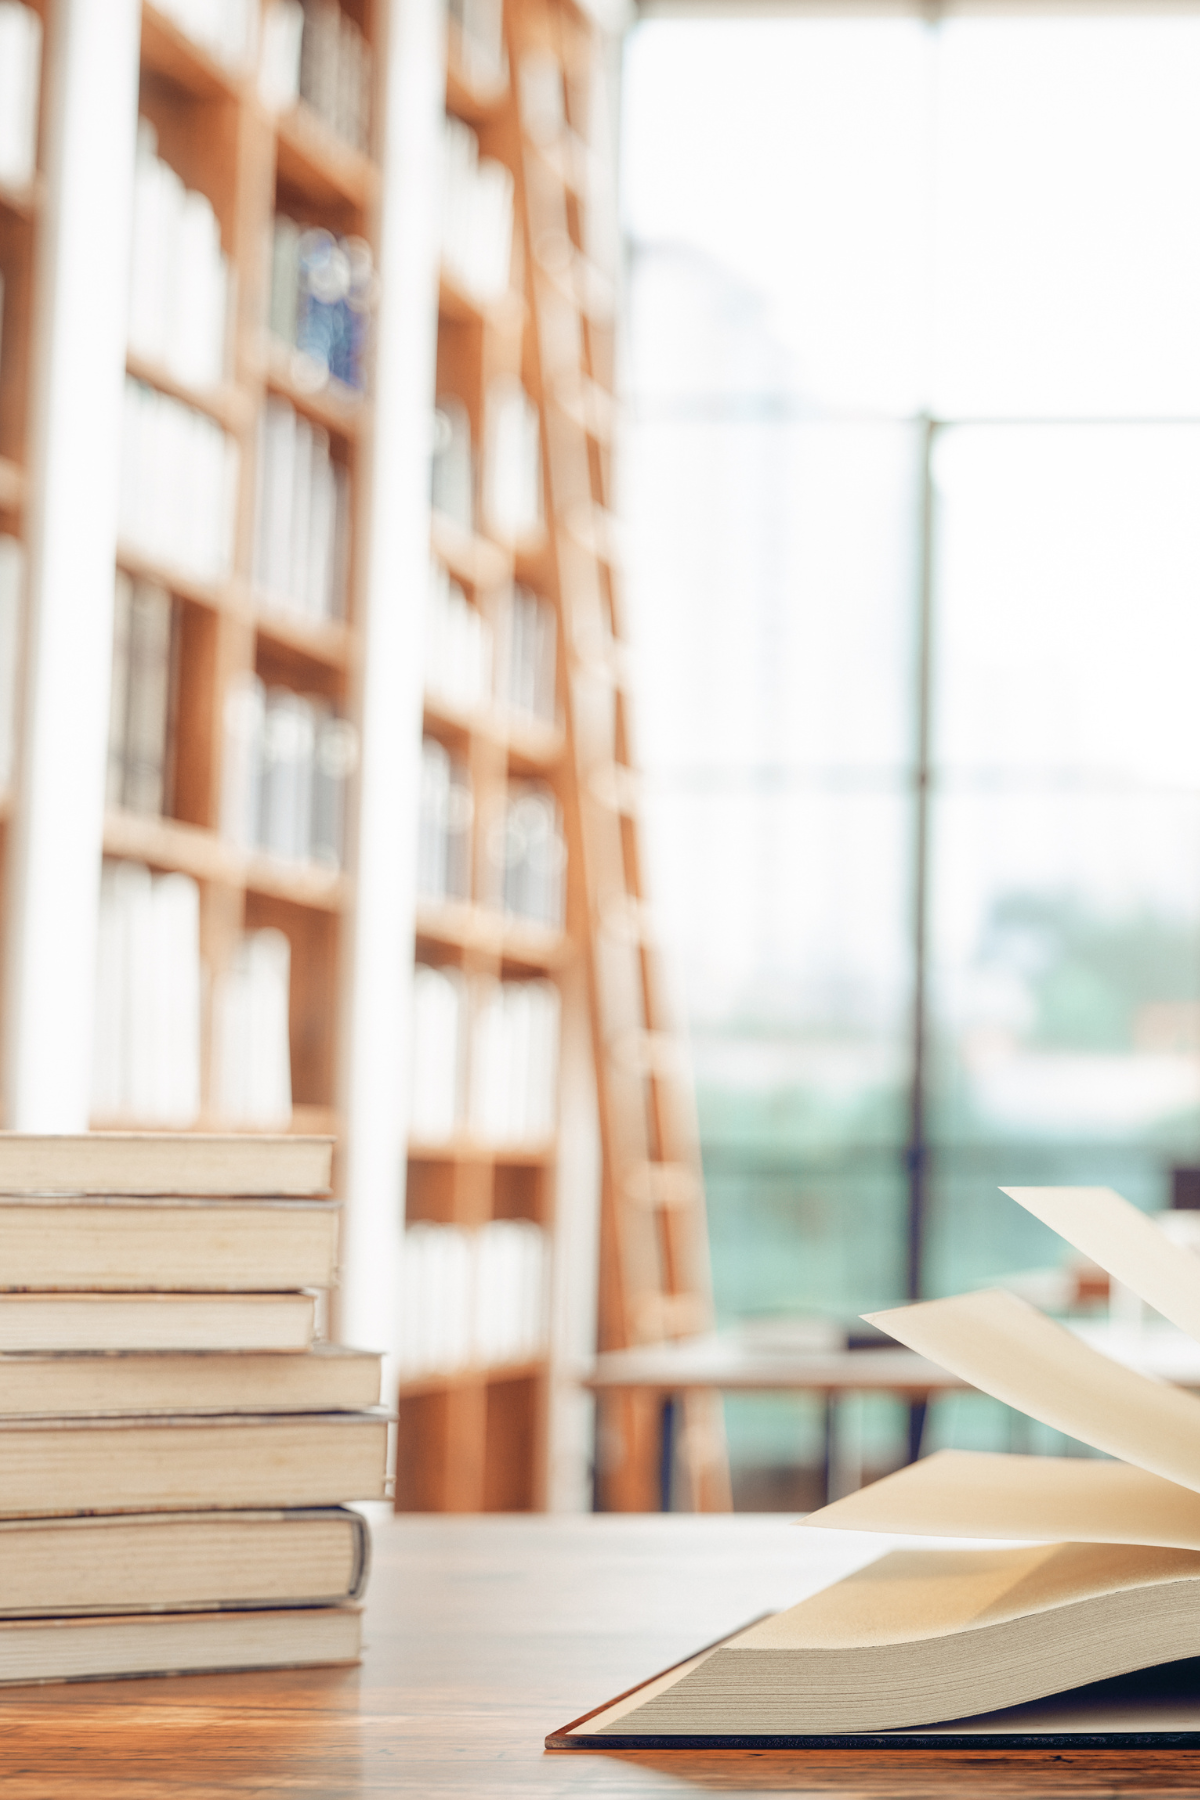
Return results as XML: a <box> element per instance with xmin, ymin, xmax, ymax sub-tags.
<box><xmin>621</xmin><ymin>8</ymin><xmax>1200</xmax><ymax>1482</ymax></box>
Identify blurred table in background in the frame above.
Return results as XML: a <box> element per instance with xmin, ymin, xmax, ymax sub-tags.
<box><xmin>587</xmin><ymin>1319</ymin><xmax>1200</xmax><ymax>1510</ymax></box>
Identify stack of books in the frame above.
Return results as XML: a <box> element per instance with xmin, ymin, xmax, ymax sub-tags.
<box><xmin>0</xmin><ymin>1132</ymin><xmax>387</xmax><ymax>1686</ymax></box>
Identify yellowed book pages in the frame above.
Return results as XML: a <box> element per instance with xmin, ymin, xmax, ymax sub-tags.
<box><xmin>0</xmin><ymin>1344</ymin><xmax>382</xmax><ymax>1416</ymax></box>
<box><xmin>1003</xmin><ymin>1185</ymin><xmax>1200</xmax><ymax>1340</ymax></box>
<box><xmin>590</xmin><ymin>1541</ymin><xmax>1200</xmax><ymax>1736</ymax></box>
<box><xmin>0</xmin><ymin>1413</ymin><xmax>389</xmax><ymax>1515</ymax></box>
<box><xmin>0</xmin><ymin>1508</ymin><xmax>369</xmax><ymax>1615</ymax></box>
<box><xmin>0</xmin><ymin>1292</ymin><xmax>315</xmax><ymax>1352</ymax></box>
<box><xmin>803</xmin><ymin>1448</ymin><xmax>1200</xmax><ymax>1548</ymax></box>
<box><xmin>0</xmin><ymin>1133</ymin><xmax>332</xmax><ymax>1196</ymax></box>
<box><xmin>0</xmin><ymin>1198</ymin><xmax>339</xmax><ymax>1291</ymax></box>
<box><xmin>866</xmin><ymin>1289</ymin><xmax>1200</xmax><ymax>1493</ymax></box>
<box><xmin>0</xmin><ymin>1605</ymin><xmax>361</xmax><ymax>1685</ymax></box>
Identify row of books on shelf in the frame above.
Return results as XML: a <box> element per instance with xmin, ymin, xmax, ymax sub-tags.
<box><xmin>295</xmin><ymin>0</ymin><xmax>372</xmax><ymax>154</ymax></box>
<box><xmin>158</xmin><ymin>0</ymin><xmax>371</xmax><ymax>159</ymax></box>
<box><xmin>432</xmin><ymin>385</ymin><xmax>543</xmax><ymax>543</ymax></box>
<box><xmin>93</xmin><ymin>860</ymin><xmax>293</xmax><ymax>1127</ymax></box>
<box><xmin>120</xmin><ymin>379</ymin><xmax>353</xmax><ymax>618</ymax></box>
<box><xmin>398</xmin><ymin>1220</ymin><xmax>550</xmax><ymax>1378</ymax></box>
<box><xmin>0</xmin><ymin>1130</ymin><xmax>385</xmax><ymax>1684</ymax></box>
<box><xmin>419</xmin><ymin>739</ymin><xmax>566</xmax><ymax>927</ymax></box>
<box><xmin>410</xmin><ymin>965</ymin><xmax>560</xmax><ymax>1146</ymax></box>
<box><xmin>448</xmin><ymin>0</ymin><xmax>507</xmax><ymax>93</ymax></box>
<box><xmin>0</xmin><ymin>1</ymin><xmax>40</xmax><ymax>189</ymax></box>
<box><xmin>120</xmin><ymin>378</ymin><xmax>238</xmax><ymax>586</ymax></box>
<box><xmin>269</xmin><ymin>217</ymin><xmax>374</xmax><ymax>397</ymax></box>
<box><xmin>441</xmin><ymin>115</ymin><xmax>514</xmax><ymax>304</ymax></box>
<box><xmin>107</xmin><ymin>576</ymin><xmax>178</xmax><ymax>818</ymax></box>
<box><xmin>426</xmin><ymin>562</ymin><xmax>558</xmax><ymax>724</ymax></box>
<box><xmin>253</xmin><ymin>395</ymin><xmax>352</xmax><ymax>621</ymax></box>
<box><xmin>107</xmin><ymin>578</ymin><xmax>356</xmax><ymax>871</ymax></box>
<box><xmin>221</xmin><ymin>674</ymin><xmax>356</xmax><ymax>870</ymax></box>
<box><xmin>129</xmin><ymin>119</ymin><xmax>229</xmax><ymax>393</ymax></box>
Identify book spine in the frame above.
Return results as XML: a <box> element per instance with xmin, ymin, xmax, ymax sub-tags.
<box><xmin>118</xmin><ymin>380</ymin><xmax>238</xmax><ymax>584</ymax></box>
<box><xmin>121</xmin><ymin>582</ymin><xmax>174</xmax><ymax>817</ymax></box>
<box><xmin>212</xmin><ymin>928</ymin><xmax>293</xmax><ymax>1125</ymax></box>
<box><xmin>0</xmin><ymin>4</ymin><xmax>42</xmax><ymax>190</ymax></box>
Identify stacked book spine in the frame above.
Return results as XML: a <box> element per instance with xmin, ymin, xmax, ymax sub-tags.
<box><xmin>0</xmin><ymin>1133</ymin><xmax>387</xmax><ymax>1686</ymax></box>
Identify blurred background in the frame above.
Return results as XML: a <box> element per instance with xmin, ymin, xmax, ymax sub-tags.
<box><xmin>620</xmin><ymin>7</ymin><xmax>1200</xmax><ymax>1505</ymax></box>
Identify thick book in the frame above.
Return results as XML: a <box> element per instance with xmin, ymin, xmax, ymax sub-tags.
<box><xmin>0</xmin><ymin>1412</ymin><xmax>389</xmax><ymax>1516</ymax></box>
<box><xmin>0</xmin><ymin>1507</ymin><xmax>369</xmax><ymax>1616</ymax></box>
<box><xmin>0</xmin><ymin>1605</ymin><xmax>361</xmax><ymax>1686</ymax></box>
<box><xmin>0</xmin><ymin>1344</ymin><xmax>381</xmax><ymax>1415</ymax></box>
<box><xmin>0</xmin><ymin>1196</ymin><xmax>338</xmax><ymax>1290</ymax></box>
<box><xmin>0</xmin><ymin>1292</ymin><xmax>316</xmax><ymax>1352</ymax></box>
<box><xmin>566</xmin><ymin>1187</ymin><xmax>1200</xmax><ymax>1745</ymax></box>
<box><xmin>0</xmin><ymin>1132</ymin><xmax>332</xmax><ymax>1195</ymax></box>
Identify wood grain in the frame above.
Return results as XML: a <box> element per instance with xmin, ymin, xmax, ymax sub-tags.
<box><xmin>2</xmin><ymin>1515</ymin><xmax>1200</xmax><ymax>1795</ymax></box>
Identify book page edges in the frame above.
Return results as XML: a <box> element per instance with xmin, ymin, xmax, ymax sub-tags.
<box><xmin>865</xmin><ymin>1288</ymin><xmax>1200</xmax><ymax>1494</ymax></box>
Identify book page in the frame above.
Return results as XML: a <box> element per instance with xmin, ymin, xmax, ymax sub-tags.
<box><xmin>803</xmin><ymin>1447</ymin><xmax>1200</xmax><ymax>1548</ymax></box>
<box><xmin>737</xmin><ymin>1541</ymin><xmax>1200</xmax><ymax>1649</ymax></box>
<box><xmin>1003</xmin><ymin>1186</ymin><xmax>1200</xmax><ymax>1341</ymax></box>
<box><xmin>865</xmin><ymin>1289</ymin><xmax>1200</xmax><ymax>1492</ymax></box>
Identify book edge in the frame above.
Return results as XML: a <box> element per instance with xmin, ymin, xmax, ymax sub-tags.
<box><xmin>546</xmin><ymin>1617</ymin><xmax>770</xmax><ymax>1748</ymax></box>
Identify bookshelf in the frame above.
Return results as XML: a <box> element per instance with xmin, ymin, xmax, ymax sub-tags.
<box><xmin>88</xmin><ymin>2</ymin><xmax>375</xmax><ymax>1137</ymax></box>
<box><xmin>392</xmin><ymin>0</ymin><xmax>574</xmax><ymax>1512</ymax></box>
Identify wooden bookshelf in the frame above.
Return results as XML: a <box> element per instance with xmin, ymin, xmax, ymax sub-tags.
<box><xmin>83</xmin><ymin>0</ymin><xmax>380</xmax><ymax>1139</ymax></box>
<box><xmin>393</xmin><ymin>5</ymin><xmax>584</xmax><ymax>1514</ymax></box>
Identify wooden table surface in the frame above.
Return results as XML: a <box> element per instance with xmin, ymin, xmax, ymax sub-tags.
<box><xmin>3</xmin><ymin>1513</ymin><xmax>1200</xmax><ymax>1797</ymax></box>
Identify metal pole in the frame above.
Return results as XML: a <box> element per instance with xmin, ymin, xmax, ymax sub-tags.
<box><xmin>905</xmin><ymin>415</ymin><xmax>937</xmax><ymax>1461</ymax></box>
<box><xmin>908</xmin><ymin>416</ymin><xmax>937</xmax><ymax>1306</ymax></box>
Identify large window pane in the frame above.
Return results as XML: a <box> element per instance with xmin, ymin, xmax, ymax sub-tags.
<box><xmin>933</xmin><ymin>17</ymin><xmax>1200</xmax><ymax>418</ymax></box>
<box><xmin>622</xmin><ymin>19</ymin><xmax>930</xmax><ymax>414</ymax></box>
<box><xmin>928</xmin><ymin>419</ymin><xmax>1200</xmax><ymax>1293</ymax></box>
<box><xmin>933</xmin><ymin>427</ymin><xmax>1200</xmax><ymax>783</ymax></box>
<box><xmin>625</xmin><ymin>413</ymin><xmax>920</xmax><ymax>780</ymax></box>
<box><xmin>930</xmin><ymin>790</ymin><xmax>1200</xmax><ymax>1144</ymax></box>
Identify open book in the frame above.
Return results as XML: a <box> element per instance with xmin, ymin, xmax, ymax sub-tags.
<box><xmin>555</xmin><ymin>1187</ymin><xmax>1200</xmax><ymax>1746</ymax></box>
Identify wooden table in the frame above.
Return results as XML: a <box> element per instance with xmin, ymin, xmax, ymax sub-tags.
<box><xmin>589</xmin><ymin>1341</ymin><xmax>967</xmax><ymax>1504</ymax></box>
<box><xmin>3</xmin><ymin>1512</ymin><xmax>1200</xmax><ymax>1795</ymax></box>
<box><xmin>587</xmin><ymin>1329</ymin><xmax>1200</xmax><ymax>1507</ymax></box>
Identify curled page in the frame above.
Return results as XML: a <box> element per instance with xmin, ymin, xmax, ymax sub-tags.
<box><xmin>1002</xmin><ymin>1186</ymin><xmax>1200</xmax><ymax>1344</ymax></box>
<box><xmin>866</xmin><ymin>1289</ymin><xmax>1200</xmax><ymax>1494</ymax></box>
<box><xmin>803</xmin><ymin>1447</ymin><xmax>1200</xmax><ymax>1549</ymax></box>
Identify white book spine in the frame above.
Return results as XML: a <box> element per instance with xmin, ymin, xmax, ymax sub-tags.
<box><xmin>0</xmin><ymin>4</ymin><xmax>41</xmax><ymax>189</ymax></box>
